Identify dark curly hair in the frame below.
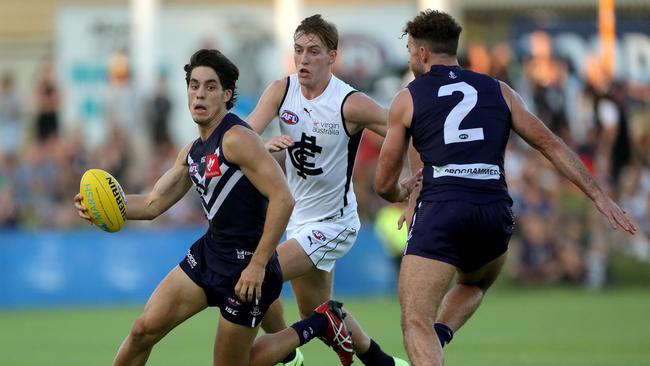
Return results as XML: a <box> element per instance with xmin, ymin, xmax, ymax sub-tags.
<box><xmin>294</xmin><ymin>14</ymin><xmax>338</xmax><ymax>51</ymax></box>
<box><xmin>184</xmin><ymin>49</ymin><xmax>239</xmax><ymax>110</ymax></box>
<box><xmin>403</xmin><ymin>10</ymin><xmax>462</xmax><ymax>56</ymax></box>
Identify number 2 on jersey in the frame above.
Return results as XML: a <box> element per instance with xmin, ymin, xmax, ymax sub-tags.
<box><xmin>438</xmin><ymin>81</ymin><xmax>484</xmax><ymax>144</ymax></box>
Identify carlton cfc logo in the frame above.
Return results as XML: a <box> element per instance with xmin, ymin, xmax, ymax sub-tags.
<box><xmin>280</xmin><ymin>110</ymin><xmax>299</xmax><ymax>125</ymax></box>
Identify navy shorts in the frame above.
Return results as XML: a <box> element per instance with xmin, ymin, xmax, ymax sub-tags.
<box><xmin>405</xmin><ymin>200</ymin><xmax>515</xmax><ymax>273</ymax></box>
<box><xmin>179</xmin><ymin>234</ymin><xmax>283</xmax><ymax>328</ymax></box>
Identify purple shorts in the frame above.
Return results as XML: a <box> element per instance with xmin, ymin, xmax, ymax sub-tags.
<box><xmin>405</xmin><ymin>200</ymin><xmax>514</xmax><ymax>272</ymax></box>
<box><xmin>179</xmin><ymin>234</ymin><xmax>282</xmax><ymax>328</ymax></box>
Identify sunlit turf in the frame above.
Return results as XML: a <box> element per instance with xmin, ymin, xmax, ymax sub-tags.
<box><xmin>1</xmin><ymin>288</ymin><xmax>649</xmax><ymax>365</ymax></box>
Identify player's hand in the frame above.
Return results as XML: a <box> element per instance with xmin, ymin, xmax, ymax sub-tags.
<box><xmin>398</xmin><ymin>202</ymin><xmax>417</xmax><ymax>230</ymax></box>
<box><xmin>397</xmin><ymin>211</ymin><xmax>408</xmax><ymax>230</ymax></box>
<box><xmin>235</xmin><ymin>262</ymin><xmax>265</xmax><ymax>303</ymax></box>
<box><xmin>73</xmin><ymin>193</ymin><xmax>92</xmax><ymax>223</ymax></box>
<box><xmin>399</xmin><ymin>169</ymin><xmax>423</xmax><ymax>201</ymax></box>
<box><xmin>397</xmin><ymin>210</ymin><xmax>409</xmax><ymax>230</ymax></box>
<box><xmin>265</xmin><ymin>135</ymin><xmax>294</xmax><ymax>153</ymax></box>
<box><xmin>594</xmin><ymin>196</ymin><xmax>637</xmax><ymax>235</ymax></box>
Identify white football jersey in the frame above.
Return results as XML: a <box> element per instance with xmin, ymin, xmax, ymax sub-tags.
<box><xmin>278</xmin><ymin>74</ymin><xmax>361</xmax><ymax>228</ymax></box>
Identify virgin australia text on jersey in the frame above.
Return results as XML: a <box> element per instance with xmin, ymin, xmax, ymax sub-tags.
<box><xmin>312</xmin><ymin>121</ymin><xmax>340</xmax><ymax>135</ymax></box>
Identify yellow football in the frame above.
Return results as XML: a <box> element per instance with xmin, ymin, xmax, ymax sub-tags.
<box><xmin>79</xmin><ymin>169</ymin><xmax>127</xmax><ymax>233</ymax></box>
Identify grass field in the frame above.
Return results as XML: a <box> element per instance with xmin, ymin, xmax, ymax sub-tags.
<box><xmin>2</xmin><ymin>287</ymin><xmax>650</xmax><ymax>366</ymax></box>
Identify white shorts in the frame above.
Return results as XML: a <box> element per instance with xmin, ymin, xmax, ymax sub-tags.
<box><xmin>286</xmin><ymin>213</ymin><xmax>360</xmax><ymax>272</ymax></box>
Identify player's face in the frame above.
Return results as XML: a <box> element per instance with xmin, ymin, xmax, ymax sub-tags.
<box><xmin>294</xmin><ymin>32</ymin><xmax>336</xmax><ymax>88</ymax></box>
<box><xmin>407</xmin><ymin>36</ymin><xmax>426</xmax><ymax>78</ymax></box>
<box><xmin>187</xmin><ymin>66</ymin><xmax>231</xmax><ymax>125</ymax></box>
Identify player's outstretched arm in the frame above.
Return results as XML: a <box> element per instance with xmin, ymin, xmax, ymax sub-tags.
<box><xmin>376</xmin><ymin>88</ymin><xmax>418</xmax><ymax>202</ymax></box>
<box><xmin>247</xmin><ymin>78</ymin><xmax>288</xmax><ymax>135</ymax></box>
<box><xmin>124</xmin><ymin>143</ymin><xmax>193</xmax><ymax>220</ymax></box>
<box><xmin>502</xmin><ymin>81</ymin><xmax>636</xmax><ymax>234</ymax></box>
<box><xmin>343</xmin><ymin>92</ymin><xmax>388</xmax><ymax>137</ymax></box>
<box><xmin>223</xmin><ymin>126</ymin><xmax>294</xmax><ymax>303</ymax></box>
<box><xmin>247</xmin><ymin>78</ymin><xmax>295</xmax><ymax>152</ymax></box>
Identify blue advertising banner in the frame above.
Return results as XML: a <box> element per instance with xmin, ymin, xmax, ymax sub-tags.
<box><xmin>0</xmin><ymin>227</ymin><xmax>396</xmax><ymax>308</ymax></box>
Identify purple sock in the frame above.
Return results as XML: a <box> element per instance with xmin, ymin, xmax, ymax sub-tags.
<box><xmin>290</xmin><ymin>313</ymin><xmax>328</xmax><ymax>345</ymax></box>
<box><xmin>434</xmin><ymin>323</ymin><xmax>454</xmax><ymax>347</ymax></box>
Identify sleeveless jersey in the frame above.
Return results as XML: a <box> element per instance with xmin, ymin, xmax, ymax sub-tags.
<box><xmin>277</xmin><ymin>74</ymin><xmax>361</xmax><ymax>226</ymax></box>
<box><xmin>186</xmin><ymin>113</ymin><xmax>269</xmax><ymax>264</ymax></box>
<box><xmin>407</xmin><ymin>65</ymin><xmax>512</xmax><ymax>204</ymax></box>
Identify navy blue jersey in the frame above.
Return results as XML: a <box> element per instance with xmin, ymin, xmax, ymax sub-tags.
<box><xmin>407</xmin><ymin>65</ymin><xmax>512</xmax><ymax>204</ymax></box>
<box><xmin>186</xmin><ymin>113</ymin><xmax>269</xmax><ymax>273</ymax></box>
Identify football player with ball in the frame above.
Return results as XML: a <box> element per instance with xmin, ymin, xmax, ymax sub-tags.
<box><xmin>74</xmin><ymin>49</ymin><xmax>353</xmax><ymax>366</ymax></box>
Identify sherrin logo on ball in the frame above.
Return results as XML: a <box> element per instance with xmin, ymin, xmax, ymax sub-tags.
<box><xmin>79</xmin><ymin>169</ymin><xmax>127</xmax><ymax>233</ymax></box>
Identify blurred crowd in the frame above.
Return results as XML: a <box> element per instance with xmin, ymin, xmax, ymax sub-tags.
<box><xmin>1</xmin><ymin>30</ymin><xmax>649</xmax><ymax>288</ymax></box>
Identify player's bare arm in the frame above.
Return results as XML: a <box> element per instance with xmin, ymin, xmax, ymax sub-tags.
<box><xmin>123</xmin><ymin>143</ymin><xmax>193</xmax><ymax>220</ymax></box>
<box><xmin>247</xmin><ymin>78</ymin><xmax>294</xmax><ymax>152</ymax></box>
<box><xmin>73</xmin><ymin>143</ymin><xmax>193</xmax><ymax>222</ymax></box>
<box><xmin>223</xmin><ymin>126</ymin><xmax>295</xmax><ymax>302</ymax></box>
<box><xmin>343</xmin><ymin>91</ymin><xmax>388</xmax><ymax>137</ymax></box>
<box><xmin>376</xmin><ymin>88</ymin><xmax>420</xmax><ymax>202</ymax></box>
<box><xmin>502</xmin><ymin>81</ymin><xmax>636</xmax><ymax>234</ymax></box>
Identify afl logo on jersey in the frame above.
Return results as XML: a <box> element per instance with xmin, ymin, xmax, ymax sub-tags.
<box><xmin>280</xmin><ymin>110</ymin><xmax>299</xmax><ymax>125</ymax></box>
<box><xmin>189</xmin><ymin>163</ymin><xmax>199</xmax><ymax>177</ymax></box>
<box><xmin>311</xmin><ymin>230</ymin><xmax>327</xmax><ymax>241</ymax></box>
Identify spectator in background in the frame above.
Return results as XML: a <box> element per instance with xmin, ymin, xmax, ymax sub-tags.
<box><xmin>34</xmin><ymin>58</ymin><xmax>60</xmax><ymax>142</ymax></box>
<box><xmin>146</xmin><ymin>72</ymin><xmax>173</xmax><ymax>148</ymax></box>
<box><xmin>582</xmin><ymin>56</ymin><xmax>632</xmax><ymax>191</ymax></box>
<box><xmin>467</xmin><ymin>43</ymin><xmax>491</xmax><ymax>75</ymax></box>
<box><xmin>0</xmin><ymin>72</ymin><xmax>23</xmax><ymax>227</ymax></box>
<box><xmin>523</xmin><ymin>31</ymin><xmax>570</xmax><ymax>140</ymax></box>
<box><xmin>489</xmin><ymin>42</ymin><xmax>515</xmax><ymax>87</ymax></box>
<box><xmin>0</xmin><ymin>71</ymin><xmax>22</xmax><ymax>154</ymax></box>
<box><xmin>0</xmin><ymin>152</ymin><xmax>20</xmax><ymax>228</ymax></box>
<box><xmin>555</xmin><ymin>214</ymin><xmax>587</xmax><ymax>283</ymax></box>
<box><xmin>93</xmin><ymin>123</ymin><xmax>131</xmax><ymax>184</ymax></box>
<box><xmin>511</xmin><ymin>212</ymin><xmax>586</xmax><ymax>285</ymax></box>
<box><xmin>105</xmin><ymin>51</ymin><xmax>148</xmax><ymax>190</ymax></box>
<box><xmin>511</xmin><ymin>213</ymin><xmax>562</xmax><ymax>284</ymax></box>
<box><xmin>577</xmin><ymin>56</ymin><xmax>634</xmax><ymax>288</ymax></box>
<box><xmin>16</xmin><ymin>139</ymin><xmax>59</xmax><ymax>228</ymax></box>
<box><xmin>617</xmin><ymin>162</ymin><xmax>650</xmax><ymax>261</ymax></box>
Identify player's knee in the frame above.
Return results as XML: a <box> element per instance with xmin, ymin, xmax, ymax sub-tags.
<box><xmin>129</xmin><ymin>316</ymin><xmax>165</xmax><ymax>346</ymax></box>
